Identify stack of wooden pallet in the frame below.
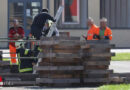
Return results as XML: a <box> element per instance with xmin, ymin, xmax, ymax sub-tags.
<box><xmin>0</xmin><ymin>51</ymin><xmax>10</xmax><ymax>73</ymax></box>
<box><xmin>82</xmin><ymin>40</ymin><xmax>115</xmax><ymax>86</ymax></box>
<box><xmin>34</xmin><ymin>37</ymin><xmax>115</xmax><ymax>87</ymax></box>
<box><xmin>0</xmin><ymin>73</ymin><xmax>37</xmax><ymax>86</ymax></box>
<box><xmin>35</xmin><ymin>37</ymin><xmax>83</xmax><ymax>87</ymax></box>
<box><xmin>0</xmin><ymin>51</ymin><xmax>37</xmax><ymax>86</ymax></box>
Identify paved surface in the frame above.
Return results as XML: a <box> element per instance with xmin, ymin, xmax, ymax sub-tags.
<box><xmin>111</xmin><ymin>49</ymin><xmax>130</xmax><ymax>53</ymax></box>
<box><xmin>110</xmin><ymin>61</ymin><xmax>130</xmax><ymax>73</ymax></box>
<box><xmin>0</xmin><ymin>87</ymin><xmax>97</xmax><ymax>90</ymax></box>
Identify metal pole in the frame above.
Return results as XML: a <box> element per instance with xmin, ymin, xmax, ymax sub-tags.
<box><xmin>3</xmin><ymin>57</ymin><xmax>38</xmax><ymax>59</ymax></box>
<box><xmin>0</xmin><ymin>40</ymin><xmax>39</xmax><ymax>42</ymax></box>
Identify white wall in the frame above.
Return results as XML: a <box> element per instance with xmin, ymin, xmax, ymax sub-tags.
<box><xmin>88</xmin><ymin>0</ymin><xmax>100</xmax><ymax>26</ymax></box>
<box><xmin>42</xmin><ymin>0</ymin><xmax>47</xmax><ymax>9</ymax></box>
<box><xmin>0</xmin><ymin>0</ymin><xmax>8</xmax><ymax>48</ymax></box>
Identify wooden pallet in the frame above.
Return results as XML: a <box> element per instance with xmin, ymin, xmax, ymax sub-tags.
<box><xmin>0</xmin><ymin>73</ymin><xmax>38</xmax><ymax>86</ymax></box>
<box><xmin>82</xmin><ymin>40</ymin><xmax>115</xmax><ymax>85</ymax></box>
<box><xmin>34</xmin><ymin>37</ymin><xmax>115</xmax><ymax>87</ymax></box>
<box><xmin>35</xmin><ymin>37</ymin><xmax>83</xmax><ymax>86</ymax></box>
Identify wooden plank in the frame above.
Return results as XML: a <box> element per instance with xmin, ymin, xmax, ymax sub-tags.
<box><xmin>57</xmin><ymin>41</ymin><xmax>81</xmax><ymax>46</ymax></box>
<box><xmin>59</xmin><ymin>32</ymin><xmax>70</xmax><ymax>37</ymax></box>
<box><xmin>39</xmin><ymin>41</ymin><xmax>81</xmax><ymax>46</ymax></box>
<box><xmin>84</xmin><ymin>74</ymin><xmax>109</xmax><ymax>78</ymax></box>
<box><xmin>0</xmin><ymin>69</ymin><xmax>10</xmax><ymax>73</ymax></box>
<box><xmin>39</xmin><ymin>62</ymin><xmax>81</xmax><ymax>66</ymax></box>
<box><xmin>34</xmin><ymin>66</ymin><xmax>84</xmax><ymax>71</ymax></box>
<box><xmin>38</xmin><ymin>71</ymin><xmax>82</xmax><ymax>75</ymax></box>
<box><xmin>84</xmin><ymin>61</ymin><xmax>110</xmax><ymax>66</ymax></box>
<box><xmin>39</xmin><ymin>74</ymin><xmax>73</xmax><ymax>78</ymax></box>
<box><xmin>53</xmin><ymin>49</ymin><xmax>80</xmax><ymax>53</ymax></box>
<box><xmin>38</xmin><ymin>53</ymin><xmax>81</xmax><ymax>58</ymax></box>
<box><xmin>40</xmin><ymin>37</ymin><xmax>80</xmax><ymax>41</ymax></box>
<box><xmin>82</xmin><ymin>44</ymin><xmax>115</xmax><ymax>49</ymax></box>
<box><xmin>84</xmin><ymin>78</ymin><xmax>109</xmax><ymax>83</ymax></box>
<box><xmin>89</xmin><ymin>53</ymin><xmax>113</xmax><ymax>57</ymax></box>
<box><xmin>40</xmin><ymin>45</ymin><xmax>80</xmax><ymax>49</ymax></box>
<box><xmin>0</xmin><ymin>61</ymin><xmax>10</xmax><ymax>66</ymax></box>
<box><xmin>84</xmin><ymin>65</ymin><xmax>108</xmax><ymax>70</ymax></box>
<box><xmin>85</xmin><ymin>40</ymin><xmax>109</xmax><ymax>44</ymax></box>
<box><xmin>38</xmin><ymin>74</ymin><xmax>81</xmax><ymax>78</ymax></box>
<box><xmin>82</xmin><ymin>53</ymin><xmax>115</xmax><ymax>57</ymax></box>
<box><xmin>0</xmin><ymin>73</ymin><xmax>38</xmax><ymax>77</ymax></box>
<box><xmin>41</xmin><ymin>58</ymin><xmax>81</xmax><ymax>63</ymax></box>
<box><xmin>4</xmin><ymin>77</ymin><xmax>21</xmax><ymax>81</ymax></box>
<box><xmin>37</xmin><ymin>40</ymin><xmax>58</xmax><ymax>46</ymax></box>
<box><xmin>36</xmin><ymin>78</ymin><xmax>80</xmax><ymax>84</ymax></box>
<box><xmin>82</xmin><ymin>48</ymin><xmax>110</xmax><ymax>53</ymax></box>
<box><xmin>52</xmin><ymin>45</ymin><xmax>80</xmax><ymax>49</ymax></box>
<box><xmin>84</xmin><ymin>70</ymin><xmax>113</xmax><ymax>74</ymax></box>
<box><xmin>82</xmin><ymin>57</ymin><xmax>111</xmax><ymax>61</ymax></box>
<box><xmin>4</xmin><ymin>81</ymin><xmax>36</xmax><ymax>86</ymax></box>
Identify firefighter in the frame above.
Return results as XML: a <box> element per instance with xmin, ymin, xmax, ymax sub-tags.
<box><xmin>82</xmin><ymin>17</ymin><xmax>98</xmax><ymax>40</ymax></box>
<box><xmin>8</xmin><ymin>19</ymin><xmax>25</xmax><ymax>73</ymax></box>
<box><xmin>93</xmin><ymin>18</ymin><xmax>112</xmax><ymax>40</ymax></box>
<box><xmin>42</xmin><ymin>20</ymin><xmax>59</xmax><ymax>37</ymax></box>
<box><xmin>31</xmin><ymin>9</ymin><xmax>56</xmax><ymax>40</ymax></box>
<box><xmin>15</xmin><ymin>40</ymin><xmax>35</xmax><ymax>73</ymax></box>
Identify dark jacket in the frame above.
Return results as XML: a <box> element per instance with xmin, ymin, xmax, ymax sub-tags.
<box><xmin>32</xmin><ymin>13</ymin><xmax>55</xmax><ymax>29</ymax></box>
<box><xmin>31</xmin><ymin>13</ymin><xmax>55</xmax><ymax>39</ymax></box>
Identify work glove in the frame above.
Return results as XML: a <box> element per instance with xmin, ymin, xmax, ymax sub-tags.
<box><xmin>93</xmin><ymin>34</ymin><xmax>100</xmax><ymax>40</ymax></box>
<box><xmin>104</xmin><ymin>36</ymin><xmax>109</xmax><ymax>40</ymax></box>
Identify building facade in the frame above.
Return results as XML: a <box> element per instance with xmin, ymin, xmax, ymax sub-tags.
<box><xmin>0</xmin><ymin>0</ymin><xmax>130</xmax><ymax>48</ymax></box>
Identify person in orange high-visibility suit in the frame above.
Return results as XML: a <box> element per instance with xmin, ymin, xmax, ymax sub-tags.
<box><xmin>8</xmin><ymin>19</ymin><xmax>25</xmax><ymax>65</ymax></box>
<box><xmin>82</xmin><ymin>17</ymin><xmax>98</xmax><ymax>40</ymax></box>
<box><xmin>93</xmin><ymin>18</ymin><xmax>112</xmax><ymax>40</ymax></box>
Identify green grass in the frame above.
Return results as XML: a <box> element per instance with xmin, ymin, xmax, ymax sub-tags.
<box><xmin>98</xmin><ymin>84</ymin><xmax>130</xmax><ymax>90</ymax></box>
<box><xmin>112</xmin><ymin>53</ymin><xmax>130</xmax><ymax>61</ymax></box>
<box><xmin>2</xmin><ymin>58</ymin><xmax>10</xmax><ymax>61</ymax></box>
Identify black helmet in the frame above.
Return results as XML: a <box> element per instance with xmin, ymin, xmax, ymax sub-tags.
<box><xmin>41</xmin><ymin>9</ymin><xmax>48</xmax><ymax>13</ymax></box>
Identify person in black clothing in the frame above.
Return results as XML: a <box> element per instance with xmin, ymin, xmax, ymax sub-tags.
<box><xmin>31</xmin><ymin>9</ymin><xmax>56</xmax><ymax>40</ymax></box>
<box><xmin>15</xmin><ymin>40</ymin><xmax>36</xmax><ymax>73</ymax></box>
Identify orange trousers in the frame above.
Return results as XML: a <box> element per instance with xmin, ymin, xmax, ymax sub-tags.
<box><xmin>9</xmin><ymin>44</ymin><xmax>17</xmax><ymax>64</ymax></box>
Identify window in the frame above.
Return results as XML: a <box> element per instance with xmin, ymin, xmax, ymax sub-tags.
<box><xmin>9</xmin><ymin>2</ymin><xmax>24</xmax><ymax>28</ymax></box>
<box><xmin>26</xmin><ymin>2</ymin><xmax>41</xmax><ymax>30</ymax></box>
<box><xmin>8</xmin><ymin>0</ymin><xmax>42</xmax><ymax>36</ymax></box>
<box><xmin>100</xmin><ymin>0</ymin><xmax>130</xmax><ymax>28</ymax></box>
<box><xmin>62</xmin><ymin>0</ymin><xmax>80</xmax><ymax>24</ymax></box>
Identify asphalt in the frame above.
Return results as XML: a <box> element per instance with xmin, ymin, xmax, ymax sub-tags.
<box><xmin>110</xmin><ymin>61</ymin><xmax>130</xmax><ymax>73</ymax></box>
